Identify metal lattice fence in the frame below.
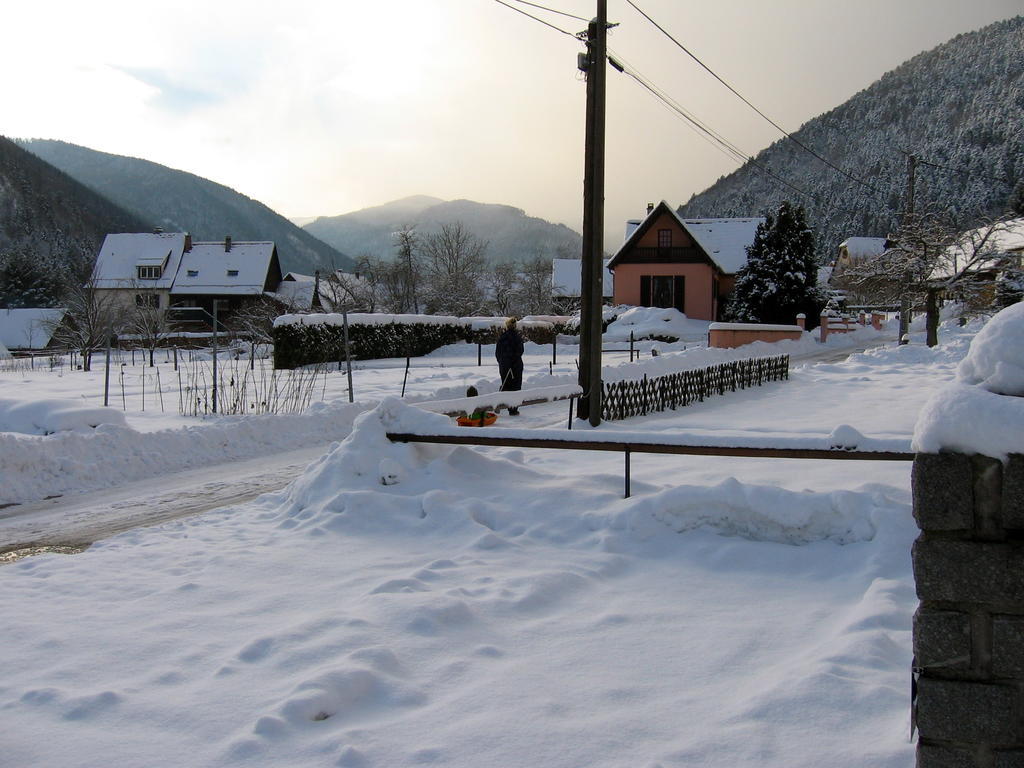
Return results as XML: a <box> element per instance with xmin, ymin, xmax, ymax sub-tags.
<box><xmin>601</xmin><ymin>355</ymin><xmax>790</xmax><ymax>421</ymax></box>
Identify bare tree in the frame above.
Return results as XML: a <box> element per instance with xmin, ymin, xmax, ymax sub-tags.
<box><xmin>420</xmin><ymin>222</ymin><xmax>488</xmax><ymax>316</ymax></box>
<box><xmin>515</xmin><ymin>254</ymin><xmax>556</xmax><ymax>316</ymax></box>
<box><xmin>392</xmin><ymin>225</ymin><xmax>421</xmax><ymax>313</ymax></box>
<box><xmin>321</xmin><ymin>259</ymin><xmax>379</xmax><ymax>313</ymax></box>
<box><xmin>487</xmin><ymin>262</ymin><xmax>519</xmax><ymax>316</ymax></box>
<box><xmin>844</xmin><ymin>211</ymin><xmax>1022</xmax><ymax>345</ymax></box>
<box><xmin>127</xmin><ymin>299</ymin><xmax>171</xmax><ymax>367</ymax></box>
<box><xmin>47</xmin><ymin>276</ymin><xmax>122</xmax><ymax>371</ymax></box>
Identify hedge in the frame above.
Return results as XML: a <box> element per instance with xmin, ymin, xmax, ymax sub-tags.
<box><xmin>272</xmin><ymin>315</ymin><xmax>569</xmax><ymax>369</ymax></box>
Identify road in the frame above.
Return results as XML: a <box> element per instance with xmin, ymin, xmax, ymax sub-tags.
<box><xmin>0</xmin><ymin>443</ymin><xmax>333</xmax><ymax>560</ymax></box>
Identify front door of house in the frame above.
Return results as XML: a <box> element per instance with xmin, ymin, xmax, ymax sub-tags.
<box><xmin>641</xmin><ymin>275</ymin><xmax>686</xmax><ymax>313</ymax></box>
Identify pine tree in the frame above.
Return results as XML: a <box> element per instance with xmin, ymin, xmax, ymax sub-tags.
<box><xmin>726</xmin><ymin>201</ymin><xmax>822</xmax><ymax>324</ymax></box>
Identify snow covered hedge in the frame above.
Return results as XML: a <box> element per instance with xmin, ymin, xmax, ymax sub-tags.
<box><xmin>272</xmin><ymin>313</ymin><xmax>565</xmax><ymax>369</ymax></box>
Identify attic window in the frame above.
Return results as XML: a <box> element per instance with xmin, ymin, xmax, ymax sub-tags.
<box><xmin>137</xmin><ymin>265</ymin><xmax>162</xmax><ymax>280</ymax></box>
<box><xmin>227</xmin><ymin>269</ymin><xmax>239</xmax><ymax>277</ymax></box>
<box><xmin>657</xmin><ymin>229</ymin><xmax>672</xmax><ymax>249</ymax></box>
<box><xmin>187</xmin><ymin>269</ymin><xmax>199</xmax><ymax>277</ymax></box>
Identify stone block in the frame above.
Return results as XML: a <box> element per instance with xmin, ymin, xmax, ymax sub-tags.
<box><xmin>995</xmin><ymin>751</ymin><xmax>1024</xmax><ymax>767</ymax></box>
<box><xmin>917</xmin><ymin>742</ymin><xmax>978</xmax><ymax>768</ymax></box>
<box><xmin>915</xmin><ymin>606</ymin><xmax>972</xmax><ymax>669</ymax></box>
<box><xmin>914</xmin><ymin>454</ymin><xmax>975</xmax><ymax>531</ymax></box>
<box><xmin>1004</xmin><ymin>455</ymin><xmax>1024</xmax><ymax>530</ymax></box>
<box><xmin>913</xmin><ymin>539</ymin><xmax>1015</xmax><ymax>603</ymax></box>
<box><xmin>992</xmin><ymin>615</ymin><xmax>1024</xmax><ymax>678</ymax></box>
<box><xmin>916</xmin><ymin>677</ymin><xmax>1019</xmax><ymax>743</ymax></box>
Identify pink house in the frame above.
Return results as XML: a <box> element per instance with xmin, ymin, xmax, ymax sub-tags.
<box><xmin>607</xmin><ymin>201</ymin><xmax>762</xmax><ymax>322</ymax></box>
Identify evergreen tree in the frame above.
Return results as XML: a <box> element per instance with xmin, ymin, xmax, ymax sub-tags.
<box><xmin>726</xmin><ymin>201</ymin><xmax>822</xmax><ymax>324</ymax></box>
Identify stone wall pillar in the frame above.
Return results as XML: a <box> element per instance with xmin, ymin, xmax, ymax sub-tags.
<box><xmin>796</xmin><ymin>313</ymin><xmax>806</xmax><ymax>331</ymax></box>
<box><xmin>912</xmin><ymin>452</ymin><xmax>1024</xmax><ymax>767</ymax></box>
<box><xmin>820</xmin><ymin>312</ymin><xmax>830</xmax><ymax>343</ymax></box>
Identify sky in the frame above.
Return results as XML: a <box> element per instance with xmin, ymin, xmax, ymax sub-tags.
<box><xmin>3</xmin><ymin>0</ymin><xmax>1022</xmax><ymax>249</ymax></box>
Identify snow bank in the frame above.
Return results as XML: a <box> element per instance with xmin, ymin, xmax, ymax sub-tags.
<box><xmin>956</xmin><ymin>301</ymin><xmax>1024</xmax><ymax>395</ymax></box>
<box><xmin>913</xmin><ymin>305</ymin><xmax>1024</xmax><ymax>459</ymax></box>
<box><xmin>603</xmin><ymin>306</ymin><xmax>710</xmax><ymax>342</ymax></box>
<box><xmin>285</xmin><ymin>399</ymin><xmax>889</xmax><ymax>545</ymax></box>
<box><xmin>0</xmin><ymin>401</ymin><xmax>364</xmax><ymax>505</ymax></box>
<box><xmin>0</xmin><ymin>398</ymin><xmax>126</xmax><ymax>435</ymax></box>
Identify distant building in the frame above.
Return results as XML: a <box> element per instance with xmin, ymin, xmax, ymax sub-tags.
<box><xmin>606</xmin><ymin>201</ymin><xmax>762</xmax><ymax>321</ymax></box>
<box><xmin>93</xmin><ymin>232</ymin><xmax>284</xmax><ymax>322</ymax></box>
<box><xmin>551</xmin><ymin>258</ymin><xmax>612</xmax><ymax>312</ymax></box>
<box><xmin>0</xmin><ymin>307</ymin><xmax>66</xmax><ymax>351</ymax></box>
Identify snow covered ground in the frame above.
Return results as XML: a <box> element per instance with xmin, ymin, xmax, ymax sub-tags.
<box><xmin>1</xmin><ymin>314</ymin><xmax>985</xmax><ymax>768</ymax></box>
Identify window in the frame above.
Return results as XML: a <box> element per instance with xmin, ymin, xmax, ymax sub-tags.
<box><xmin>657</xmin><ymin>229</ymin><xmax>672</xmax><ymax>249</ymax></box>
<box><xmin>640</xmin><ymin>275</ymin><xmax>685</xmax><ymax>312</ymax></box>
<box><xmin>135</xmin><ymin>293</ymin><xmax>159</xmax><ymax>308</ymax></box>
<box><xmin>137</xmin><ymin>265</ymin><xmax>162</xmax><ymax>280</ymax></box>
<box><xmin>187</xmin><ymin>269</ymin><xmax>199</xmax><ymax>277</ymax></box>
<box><xmin>226</xmin><ymin>269</ymin><xmax>239</xmax><ymax>277</ymax></box>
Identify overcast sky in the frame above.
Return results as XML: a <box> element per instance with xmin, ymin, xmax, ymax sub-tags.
<box><xmin>4</xmin><ymin>0</ymin><xmax>1021</xmax><ymax>249</ymax></box>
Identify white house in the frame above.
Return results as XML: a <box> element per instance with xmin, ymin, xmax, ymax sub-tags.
<box><xmin>93</xmin><ymin>232</ymin><xmax>284</xmax><ymax>321</ymax></box>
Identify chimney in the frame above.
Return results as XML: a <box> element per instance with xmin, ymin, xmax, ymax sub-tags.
<box><xmin>184</xmin><ymin>233</ymin><xmax>192</xmax><ymax>252</ymax></box>
<box><xmin>224</xmin><ymin>235</ymin><xmax>232</xmax><ymax>252</ymax></box>
<box><xmin>646</xmin><ymin>202</ymin><xmax>654</xmax><ymax>215</ymax></box>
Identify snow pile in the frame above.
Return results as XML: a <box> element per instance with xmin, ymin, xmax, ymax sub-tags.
<box><xmin>0</xmin><ymin>398</ymin><xmax>126</xmax><ymax>435</ymax></box>
<box><xmin>0</xmin><ymin>401</ymin><xmax>364</xmax><ymax>505</ymax></box>
<box><xmin>603</xmin><ymin>306</ymin><xmax>710</xmax><ymax>342</ymax></box>
<box><xmin>956</xmin><ymin>302</ymin><xmax>1024</xmax><ymax>395</ymax></box>
<box><xmin>914</xmin><ymin>304</ymin><xmax>1024</xmax><ymax>459</ymax></box>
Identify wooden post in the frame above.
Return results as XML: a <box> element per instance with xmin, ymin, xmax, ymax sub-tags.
<box><xmin>103</xmin><ymin>336</ymin><xmax>113</xmax><ymax>407</ymax></box>
<box><xmin>624</xmin><ymin>447</ymin><xmax>631</xmax><ymax>498</ymax></box>
<box><xmin>401</xmin><ymin>355</ymin><xmax>411</xmax><ymax>398</ymax></box>
<box><xmin>342</xmin><ymin>310</ymin><xmax>354</xmax><ymax>403</ymax></box>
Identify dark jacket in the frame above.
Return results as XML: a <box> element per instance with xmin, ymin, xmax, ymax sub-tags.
<box><xmin>495</xmin><ymin>328</ymin><xmax>524</xmax><ymax>367</ymax></box>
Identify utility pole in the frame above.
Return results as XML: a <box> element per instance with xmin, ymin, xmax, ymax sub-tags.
<box><xmin>899</xmin><ymin>153</ymin><xmax>917</xmax><ymax>344</ymax></box>
<box><xmin>576</xmin><ymin>0</ymin><xmax>607</xmax><ymax>426</ymax></box>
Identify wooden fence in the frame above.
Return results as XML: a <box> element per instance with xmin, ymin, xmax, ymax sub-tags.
<box><xmin>601</xmin><ymin>355</ymin><xmax>790</xmax><ymax>421</ymax></box>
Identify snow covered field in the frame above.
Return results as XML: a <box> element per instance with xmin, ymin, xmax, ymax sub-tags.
<box><xmin>0</xmin><ymin>315</ymin><xmax>987</xmax><ymax>768</ymax></box>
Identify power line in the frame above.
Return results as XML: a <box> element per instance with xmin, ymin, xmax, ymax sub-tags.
<box><xmin>622</xmin><ymin>0</ymin><xmax>884</xmax><ymax>195</ymax></box>
<box><xmin>507</xmin><ymin>0</ymin><xmax>589</xmax><ymax>23</ymax></box>
<box><xmin>491</xmin><ymin>0</ymin><xmax>581</xmax><ymax>39</ymax></box>
<box><xmin>609</xmin><ymin>54</ymin><xmax>863</xmax><ymax>213</ymax></box>
<box><xmin>914</xmin><ymin>156</ymin><xmax>1015</xmax><ymax>186</ymax></box>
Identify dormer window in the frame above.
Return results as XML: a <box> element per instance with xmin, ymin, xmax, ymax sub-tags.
<box><xmin>137</xmin><ymin>265</ymin><xmax>162</xmax><ymax>280</ymax></box>
<box><xmin>227</xmin><ymin>269</ymin><xmax>239</xmax><ymax>277</ymax></box>
<box><xmin>187</xmin><ymin>269</ymin><xmax>199</xmax><ymax>277</ymax></box>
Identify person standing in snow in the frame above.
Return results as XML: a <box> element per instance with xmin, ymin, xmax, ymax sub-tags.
<box><xmin>495</xmin><ymin>316</ymin><xmax>524</xmax><ymax>415</ymax></box>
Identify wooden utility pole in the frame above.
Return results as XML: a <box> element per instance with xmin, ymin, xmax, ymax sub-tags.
<box><xmin>899</xmin><ymin>154</ymin><xmax>917</xmax><ymax>344</ymax></box>
<box><xmin>577</xmin><ymin>0</ymin><xmax>607</xmax><ymax>426</ymax></box>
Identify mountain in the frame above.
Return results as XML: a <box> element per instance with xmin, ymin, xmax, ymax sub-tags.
<box><xmin>18</xmin><ymin>140</ymin><xmax>355</xmax><ymax>275</ymax></box>
<box><xmin>678</xmin><ymin>16</ymin><xmax>1024</xmax><ymax>263</ymax></box>
<box><xmin>0</xmin><ymin>135</ymin><xmax>149</xmax><ymax>304</ymax></box>
<box><xmin>305</xmin><ymin>196</ymin><xmax>583</xmax><ymax>264</ymax></box>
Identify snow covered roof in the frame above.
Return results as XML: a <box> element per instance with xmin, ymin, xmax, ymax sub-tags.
<box><xmin>934</xmin><ymin>217</ymin><xmax>1024</xmax><ymax>280</ymax></box>
<box><xmin>608</xmin><ymin>202</ymin><xmax>762</xmax><ymax>275</ymax></box>
<box><xmin>838</xmin><ymin>237</ymin><xmax>888</xmax><ymax>261</ymax></box>
<box><xmin>93</xmin><ymin>232</ymin><xmax>188</xmax><ymax>289</ymax></box>
<box><xmin>680</xmin><ymin>217</ymin><xmax>764</xmax><ymax>275</ymax></box>
<box><xmin>551</xmin><ymin>259</ymin><xmax>613</xmax><ymax>297</ymax></box>
<box><xmin>0</xmin><ymin>307</ymin><xmax>66</xmax><ymax>349</ymax></box>
<box><xmin>171</xmin><ymin>242</ymin><xmax>278</xmax><ymax>296</ymax></box>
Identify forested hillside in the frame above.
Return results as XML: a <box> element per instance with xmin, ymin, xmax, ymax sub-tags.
<box><xmin>0</xmin><ymin>136</ymin><xmax>147</xmax><ymax>306</ymax></box>
<box><xmin>679</xmin><ymin>16</ymin><xmax>1024</xmax><ymax>262</ymax></box>
<box><xmin>305</xmin><ymin>196</ymin><xmax>583</xmax><ymax>265</ymax></box>
<box><xmin>19</xmin><ymin>140</ymin><xmax>354</xmax><ymax>275</ymax></box>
